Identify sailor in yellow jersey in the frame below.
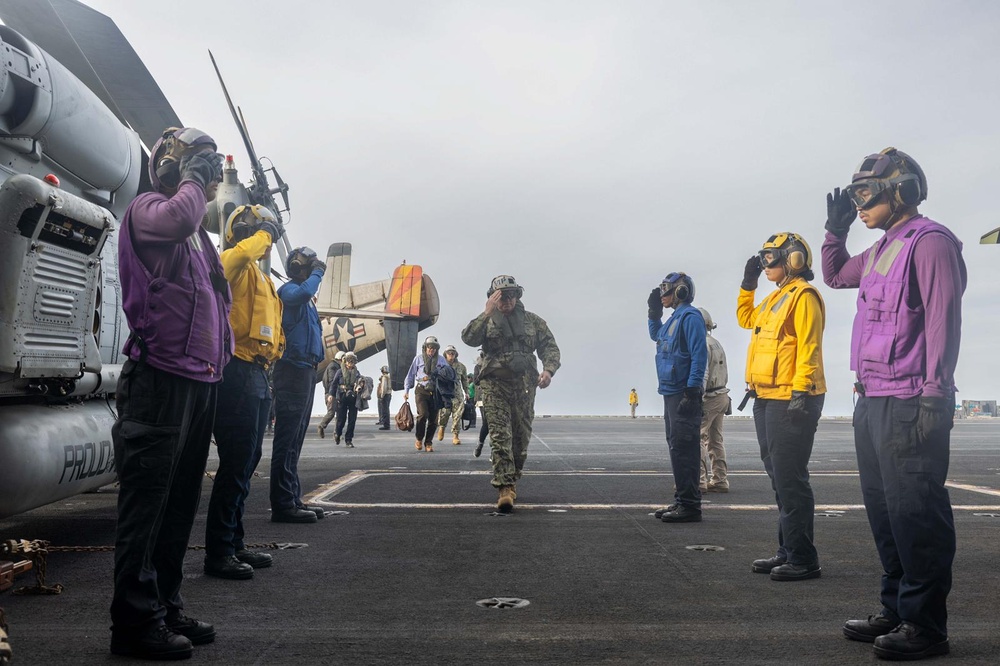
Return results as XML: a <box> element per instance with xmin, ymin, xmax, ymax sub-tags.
<box><xmin>204</xmin><ymin>205</ymin><xmax>286</xmax><ymax>580</ymax></box>
<box><xmin>737</xmin><ymin>232</ymin><xmax>826</xmax><ymax>582</ymax></box>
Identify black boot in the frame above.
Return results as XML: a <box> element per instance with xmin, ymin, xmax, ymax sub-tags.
<box><xmin>110</xmin><ymin>623</ymin><xmax>193</xmax><ymax>659</ymax></box>
<box><xmin>873</xmin><ymin>622</ymin><xmax>949</xmax><ymax>660</ymax></box>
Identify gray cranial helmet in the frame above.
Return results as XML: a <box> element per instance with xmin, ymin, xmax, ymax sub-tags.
<box><xmin>149</xmin><ymin>126</ymin><xmax>217</xmax><ymax>192</ymax></box>
<box><xmin>487</xmin><ymin>275</ymin><xmax>523</xmax><ymax>299</ymax></box>
<box><xmin>423</xmin><ymin>336</ymin><xmax>440</xmax><ymax>351</ymax></box>
<box><xmin>443</xmin><ymin>345</ymin><xmax>457</xmax><ymax>355</ymax></box>
<box><xmin>697</xmin><ymin>307</ymin><xmax>716</xmax><ymax>330</ymax></box>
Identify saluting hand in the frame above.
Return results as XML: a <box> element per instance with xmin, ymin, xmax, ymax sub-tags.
<box><xmin>484</xmin><ymin>290</ymin><xmax>503</xmax><ymax>316</ymax></box>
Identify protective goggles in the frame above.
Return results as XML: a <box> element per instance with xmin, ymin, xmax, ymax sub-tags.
<box><xmin>757</xmin><ymin>249</ymin><xmax>784</xmax><ymax>269</ymax></box>
<box><xmin>845</xmin><ymin>179</ymin><xmax>889</xmax><ymax>210</ymax></box>
<box><xmin>498</xmin><ymin>290</ymin><xmax>520</xmax><ymax>301</ymax></box>
<box><xmin>659</xmin><ymin>272</ymin><xmax>685</xmax><ymax>296</ymax></box>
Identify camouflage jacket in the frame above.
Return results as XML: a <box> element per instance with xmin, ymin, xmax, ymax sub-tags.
<box><xmin>462</xmin><ymin>303</ymin><xmax>560</xmax><ymax>381</ymax></box>
<box><xmin>448</xmin><ymin>360</ymin><xmax>469</xmax><ymax>398</ymax></box>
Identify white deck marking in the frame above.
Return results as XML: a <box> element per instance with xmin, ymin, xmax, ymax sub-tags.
<box><xmin>306</xmin><ymin>469</ymin><xmax>1000</xmax><ymax>510</ymax></box>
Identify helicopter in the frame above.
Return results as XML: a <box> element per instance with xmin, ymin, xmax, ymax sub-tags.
<box><xmin>0</xmin><ymin>0</ymin><xmax>438</xmax><ymax>520</ymax></box>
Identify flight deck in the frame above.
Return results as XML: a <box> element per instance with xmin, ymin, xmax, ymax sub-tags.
<box><xmin>1</xmin><ymin>417</ymin><xmax>998</xmax><ymax>665</ymax></box>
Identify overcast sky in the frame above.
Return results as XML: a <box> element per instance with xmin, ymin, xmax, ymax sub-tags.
<box><xmin>82</xmin><ymin>0</ymin><xmax>998</xmax><ymax>416</ymax></box>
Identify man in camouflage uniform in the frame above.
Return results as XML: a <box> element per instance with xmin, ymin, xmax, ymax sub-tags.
<box><xmin>436</xmin><ymin>345</ymin><xmax>470</xmax><ymax>445</ymax></box>
<box><xmin>462</xmin><ymin>275</ymin><xmax>560</xmax><ymax>513</ymax></box>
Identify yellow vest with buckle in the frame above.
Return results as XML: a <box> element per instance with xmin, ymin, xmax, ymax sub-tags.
<box><xmin>742</xmin><ymin>277</ymin><xmax>826</xmax><ymax>399</ymax></box>
<box><xmin>221</xmin><ymin>231</ymin><xmax>285</xmax><ymax>366</ymax></box>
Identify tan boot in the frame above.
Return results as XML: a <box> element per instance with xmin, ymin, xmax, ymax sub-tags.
<box><xmin>436</xmin><ymin>426</ymin><xmax>445</xmax><ymax>441</ymax></box>
<box><xmin>452</xmin><ymin>435</ymin><xmax>461</xmax><ymax>445</ymax></box>
<box><xmin>497</xmin><ymin>485</ymin><xmax>515</xmax><ymax>513</ymax></box>
<box><xmin>425</xmin><ymin>443</ymin><xmax>434</xmax><ymax>452</ymax></box>
<box><xmin>414</xmin><ymin>439</ymin><xmax>423</xmax><ymax>451</ymax></box>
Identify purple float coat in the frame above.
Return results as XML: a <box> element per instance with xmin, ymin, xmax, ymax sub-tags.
<box><xmin>119</xmin><ymin>181</ymin><xmax>233</xmax><ymax>382</ymax></box>
<box><xmin>821</xmin><ymin>216</ymin><xmax>965</xmax><ymax>399</ymax></box>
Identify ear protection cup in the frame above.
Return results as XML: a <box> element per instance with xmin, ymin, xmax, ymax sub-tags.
<box><xmin>893</xmin><ymin>176</ymin><xmax>922</xmax><ymax>207</ymax></box>
<box><xmin>787</xmin><ymin>250</ymin><xmax>805</xmax><ymax>271</ymax></box>
<box><xmin>673</xmin><ymin>282</ymin><xmax>690</xmax><ymax>302</ymax></box>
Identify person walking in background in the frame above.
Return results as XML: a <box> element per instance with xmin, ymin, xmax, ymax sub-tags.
<box><xmin>436</xmin><ymin>345</ymin><xmax>469</xmax><ymax>445</ymax></box>
<box><xmin>462</xmin><ymin>276</ymin><xmax>560</xmax><ymax>512</ymax></box>
<box><xmin>329</xmin><ymin>352</ymin><xmax>361</xmax><ymax>448</ymax></box>
<box><xmin>317</xmin><ymin>350</ymin><xmax>345</xmax><ymax>438</ymax></box>
<box><xmin>738</xmin><ymin>232</ymin><xmax>826</xmax><ymax>582</ymax></box>
<box><xmin>629</xmin><ymin>388</ymin><xmax>639</xmax><ymax>418</ymax></box>
<box><xmin>647</xmin><ymin>272</ymin><xmax>707</xmax><ymax>524</ymax></box>
<box><xmin>376</xmin><ymin>365</ymin><xmax>392</xmax><ymax>430</ymax></box>
<box><xmin>698</xmin><ymin>308</ymin><xmax>730</xmax><ymax>493</ymax></box>
<box><xmin>403</xmin><ymin>336</ymin><xmax>451</xmax><ymax>452</ymax></box>
<box><xmin>823</xmin><ymin>148</ymin><xmax>965</xmax><ymax>660</ymax></box>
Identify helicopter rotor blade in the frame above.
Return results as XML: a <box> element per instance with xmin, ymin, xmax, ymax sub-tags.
<box><xmin>208</xmin><ymin>50</ymin><xmax>265</xmax><ymax>183</ymax></box>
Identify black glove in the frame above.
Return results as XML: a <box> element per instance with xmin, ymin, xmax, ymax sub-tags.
<box><xmin>259</xmin><ymin>218</ymin><xmax>285</xmax><ymax>242</ymax></box>
<box><xmin>677</xmin><ymin>386</ymin><xmax>703</xmax><ymax>417</ymax></box>
<box><xmin>917</xmin><ymin>396</ymin><xmax>954</xmax><ymax>443</ymax></box>
<box><xmin>647</xmin><ymin>288</ymin><xmax>663</xmax><ymax>320</ymax></box>
<box><xmin>741</xmin><ymin>255</ymin><xmax>763</xmax><ymax>291</ymax></box>
<box><xmin>786</xmin><ymin>390</ymin><xmax>811</xmax><ymax>426</ymax></box>
<box><xmin>825</xmin><ymin>187</ymin><xmax>856</xmax><ymax>238</ymax></box>
<box><xmin>310</xmin><ymin>257</ymin><xmax>327</xmax><ymax>274</ymax></box>
<box><xmin>179</xmin><ymin>151</ymin><xmax>224</xmax><ymax>190</ymax></box>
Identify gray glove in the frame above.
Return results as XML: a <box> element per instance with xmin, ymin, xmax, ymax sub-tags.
<box><xmin>258</xmin><ymin>218</ymin><xmax>284</xmax><ymax>242</ymax></box>
<box><xmin>825</xmin><ymin>187</ymin><xmax>856</xmax><ymax>238</ymax></box>
<box><xmin>647</xmin><ymin>288</ymin><xmax>663</xmax><ymax>320</ymax></box>
<box><xmin>741</xmin><ymin>255</ymin><xmax>762</xmax><ymax>291</ymax></box>
<box><xmin>917</xmin><ymin>396</ymin><xmax>953</xmax><ymax>443</ymax></box>
<box><xmin>179</xmin><ymin>151</ymin><xmax>224</xmax><ymax>190</ymax></box>
<box><xmin>786</xmin><ymin>391</ymin><xmax>811</xmax><ymax>426</ymax></box>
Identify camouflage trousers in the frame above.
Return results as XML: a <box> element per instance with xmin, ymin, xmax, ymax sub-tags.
<box><xmin>437</xmin><ymin>395</ymin><xmax>465</xmax><ymax>436</ymax></box>
<box><xmin>479</xmin><ymin>375</ymin><xmax>536</xmax><ymax>488</ymax></box>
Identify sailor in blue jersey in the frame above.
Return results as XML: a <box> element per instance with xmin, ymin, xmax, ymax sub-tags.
<box><xmin>270</xmin><ymin>247</ymin><xmax>327</xmax><ymax>523</ymax></box>
<box><xmin>647</xmin><ymin>272</ymin><xmax>708</xmax><ymax>523</ymax></box>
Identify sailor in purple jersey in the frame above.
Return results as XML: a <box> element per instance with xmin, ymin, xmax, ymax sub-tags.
<box><xmin>822</xmin><ymin>148</ymin><xmax>966</xmax><ymax>662</ymax></box>
<box><xmin>110</xmin><ymin>127</ymin><xmax>231</xmax><ymax>660</ymax></box>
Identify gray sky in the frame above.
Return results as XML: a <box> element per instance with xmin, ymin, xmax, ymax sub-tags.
<box><xmin>86</xmin><ymin>0</ymin><xmax>998</xmax><ymax>416</ymax></box>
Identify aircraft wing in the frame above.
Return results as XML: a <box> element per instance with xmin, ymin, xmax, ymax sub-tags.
<box><xmin>981</xmin><ymin>227</ymin><xmax>1000</xmax><ymax>244</ymax></box>
<box><xmin>317</xmin><ymin>307</ymin><xmax>412</xmax><ymax>321</ymax></box>
<box><xmin>0</xmin><ymin>0</ymin><xmax>182</xmax><ymax>150</ymax></box>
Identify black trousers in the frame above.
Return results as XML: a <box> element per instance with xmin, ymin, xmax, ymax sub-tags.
<box><xmin>270</xmin><ymin>361</ymin><xmax>316</xmax><ymax>511</ymax></box>
<box><xmin>110</xmin><ymin>360</ymin><xmax>216</xmax><ymax>631</ymax></box>
<box><xmin>377</xmin><ymin>394</ymin><xmax>392</xmax><ymax>426</ymax></box>
<box><xmin>663</xmin><ymin>393</ymin><xmax>703</xmax><ymax>509</ymax></box>
<box><xmin>854</xmin><ymin>396</ymin><xmax>954</xmax><ymax>638</ymax></box>
<box><xmin>479</xmin><ymin>407</ymin><xmax>489</xmax><ymax>444</ymax></box>
<box><xmin>336</xmin><ymin>397</ymin><xmax>358</xmax><ymax>442</ymax></box>
<box><xmin>414</xmin><ymin>385</ymin><xmax>438</xmax><ymax>444</ymax></box>
<box><xmin>753</xmin><ymin>395</ymin><xmax>824</xmax><ymax>566</ymax></box>
<box><xmin>205</xmin><ymin>358</ymin><xmax>271</xmax><ymax>557</ymax></box>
